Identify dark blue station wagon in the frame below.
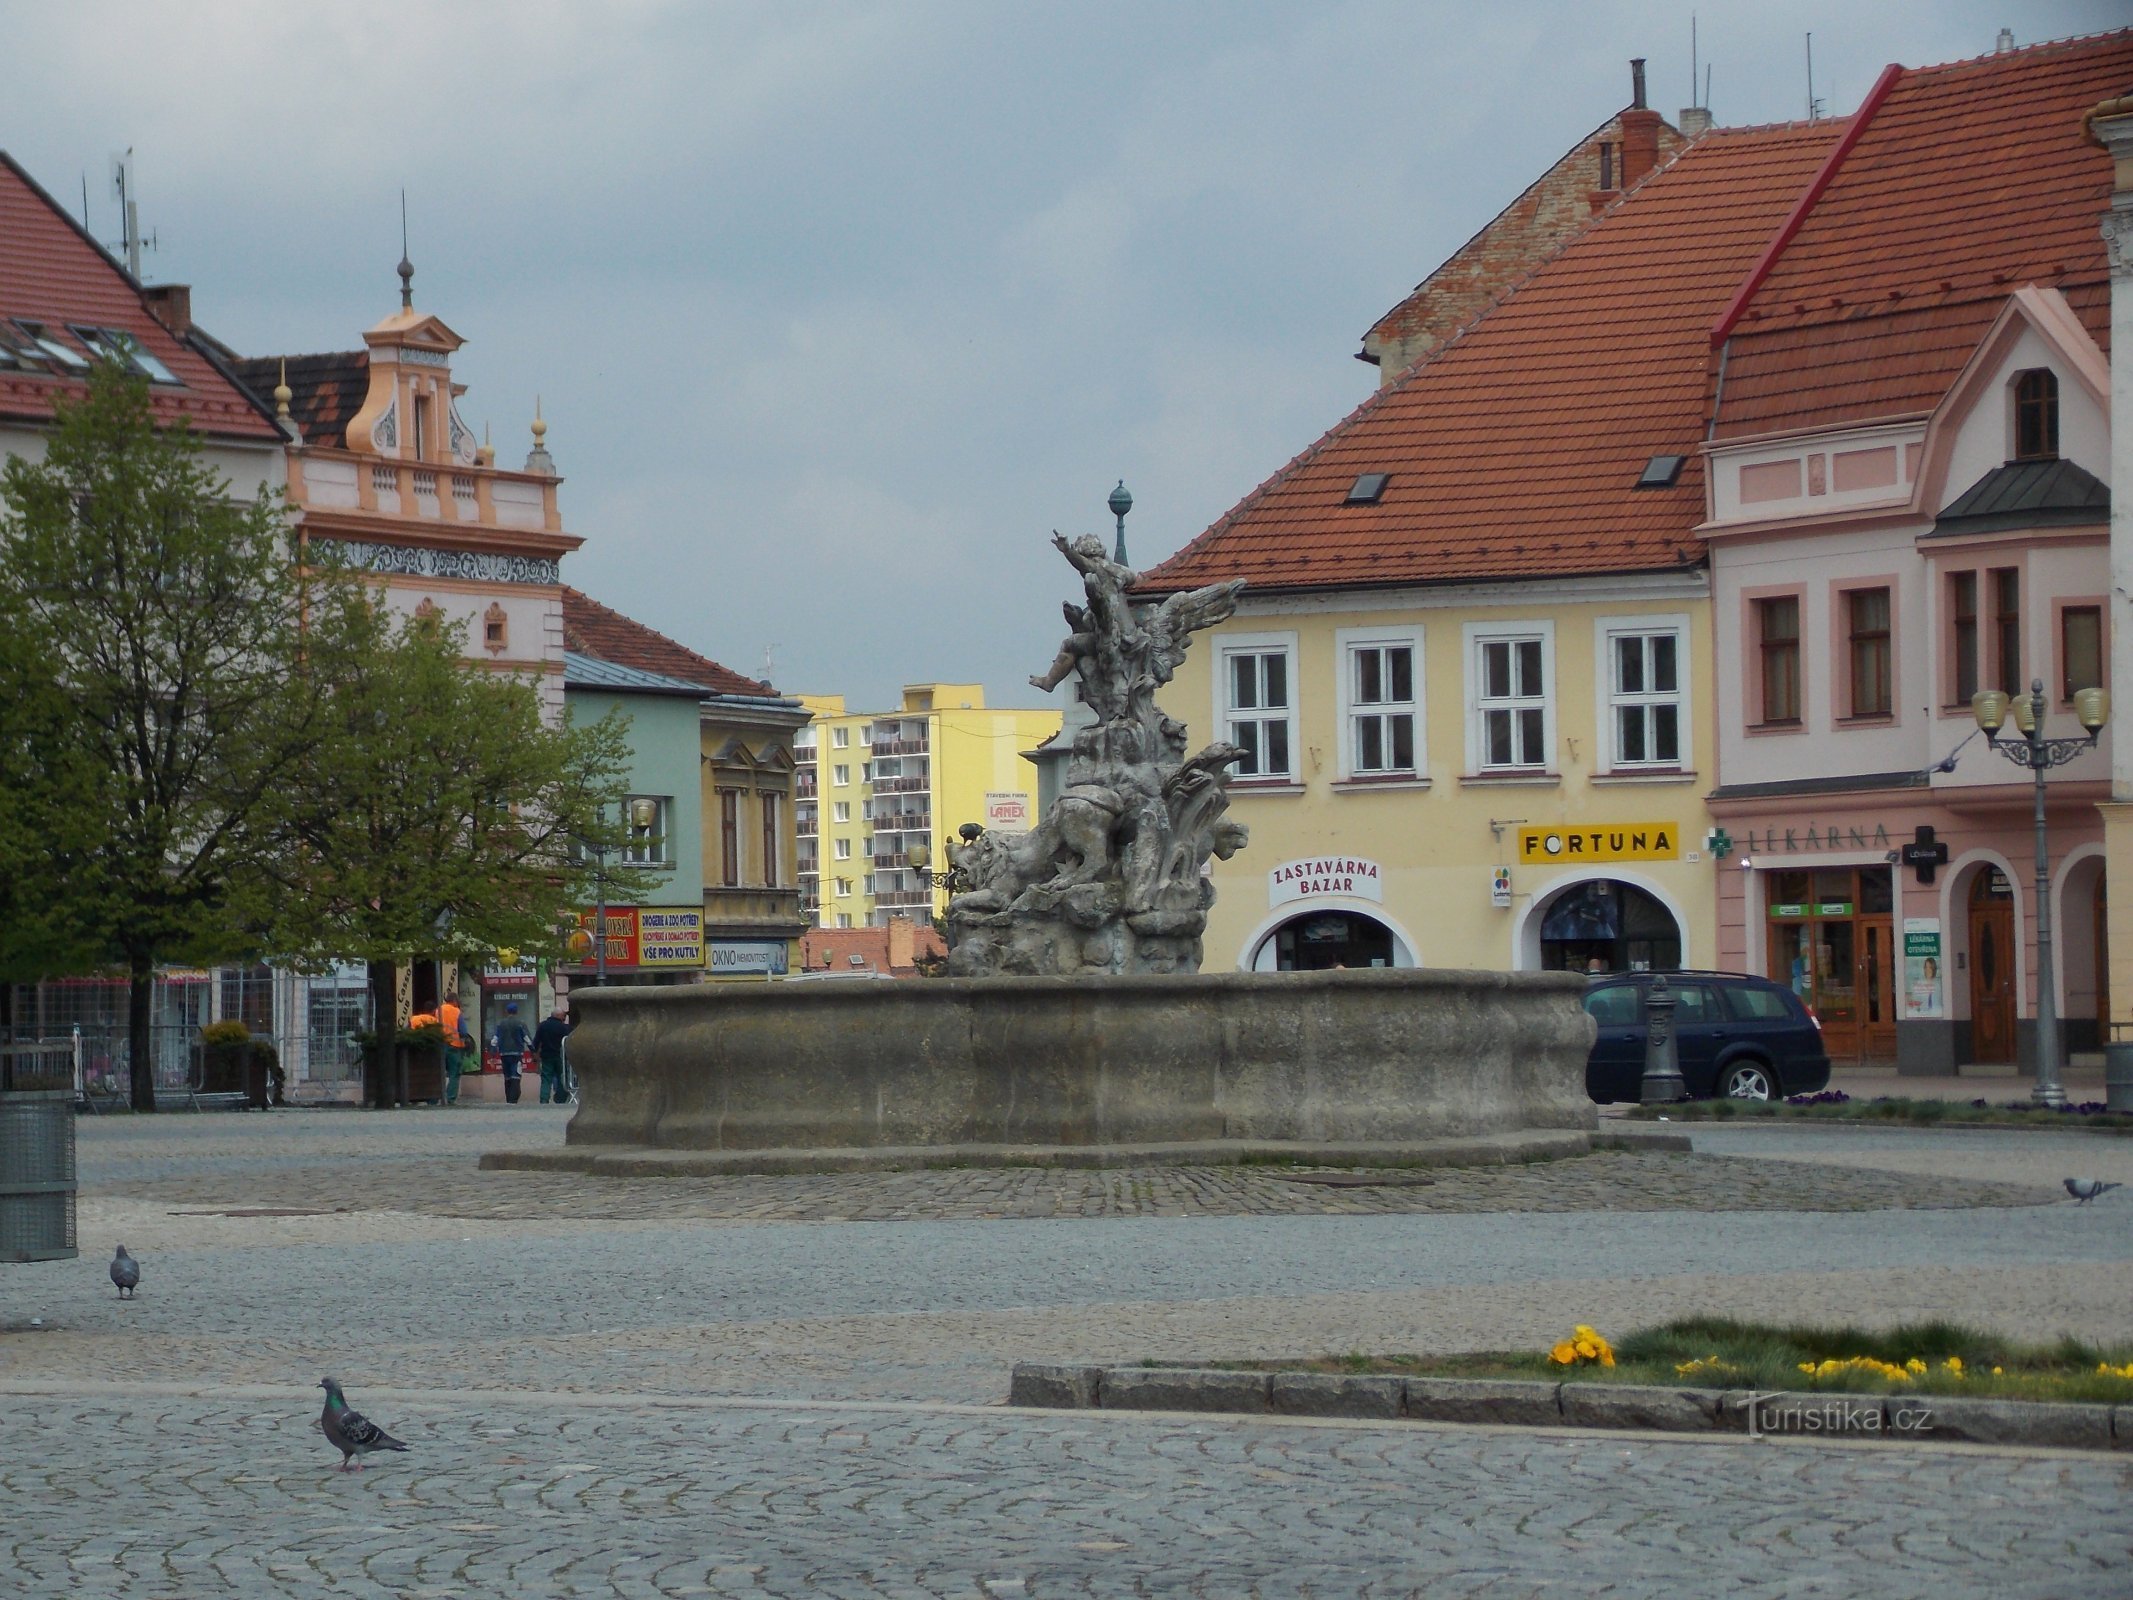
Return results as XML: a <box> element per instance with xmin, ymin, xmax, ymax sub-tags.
<box><xmin>1581</xmin><ymin>971</ymin><xmax>1833</xmax><ymax>1104</ymax></box>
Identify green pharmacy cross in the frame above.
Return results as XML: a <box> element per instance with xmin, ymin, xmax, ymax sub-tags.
<box><xmin>1705</xmin><ymin>828</ymin><xmax>1734</xmax><ymax>861</ymax></box>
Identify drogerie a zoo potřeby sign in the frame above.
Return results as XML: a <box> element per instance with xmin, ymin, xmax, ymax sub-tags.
<box><xmin>1268</xmin><ymin>857</ymin><xmax>1383</xmax><ymax>905</ymax></box>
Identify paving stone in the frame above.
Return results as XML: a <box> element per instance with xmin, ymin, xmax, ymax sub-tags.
<box><xmin>1402</xmin><ymin>1376</ymin><xmax>1563</xmax><ymax>1428</ymax></box>
<box><xmin>1097</xmin><ymin>1367</ymin><xmax>1270</xmax><ymax>1414</ymax></box>
<box><xmin>1267</xmin><ymin>1372</ymin><xmax>1404</xmax><ymax>1419</ymax></box>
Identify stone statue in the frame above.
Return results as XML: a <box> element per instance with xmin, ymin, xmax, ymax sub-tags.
<box><xmin>947</xmin><ymin>533</ymin><xmax>1248</xmax><ymax>975</ymax></box>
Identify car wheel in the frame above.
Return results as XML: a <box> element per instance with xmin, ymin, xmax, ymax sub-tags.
<box><xmin>1720</xmin><ymin>1060</ymin><xmax>1776</xmax><ymax>1101</ymax></box>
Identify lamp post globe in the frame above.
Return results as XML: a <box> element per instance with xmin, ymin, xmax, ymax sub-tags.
<box><xmin>1108</xmin><ymin>480</ymin><xmax>1133</xmax><ymax>565</ymax></box>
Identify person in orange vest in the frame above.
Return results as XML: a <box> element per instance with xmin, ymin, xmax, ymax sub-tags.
<box><xmin>439</xmin><ymin>995</ymin><xmax>470</xmax><ymax>1106</ymax></box>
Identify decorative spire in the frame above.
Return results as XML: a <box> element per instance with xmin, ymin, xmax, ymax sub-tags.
<box><xmin>524</xmin><ymin>396</ymin><xmax>556</xmax><ymax>476</ymax></box>
<box><xmin>397</xmin><ymin>189</ymin><xmax>413</xmax><ymax>310</ymax></box>
<box><xmin>476</xmin><ymin>421</ymin><xmax>494</xmax><ymax>468</ymax></box>
<box><xmin>272</xmin><ymin>358</ymin><xmax>292</xmax><ymax>420</ymax></box>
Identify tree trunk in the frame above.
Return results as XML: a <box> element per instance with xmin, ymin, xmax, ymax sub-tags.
<box><xmin>128</xmin><ymin>959</ymin><xmax>156</xmax><ymax>1112</ymax></box>
<box><xmin>367</xmin><ymin>959</ymin><xmax>398</xmax><ymax>1110</ymax></box>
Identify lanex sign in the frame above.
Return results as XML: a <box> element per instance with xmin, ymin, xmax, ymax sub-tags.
<box><xmin>1268</xmin><ymin>856</ymin><xmax>1383</xmax><ymax>906</ymax></box>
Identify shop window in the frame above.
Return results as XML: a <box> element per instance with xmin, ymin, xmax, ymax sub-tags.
<box><xmin>1470</xmin><ymin>627</ymin><xmax>1551</xmax><ymax>771</ymax></box>
<box><xmin>1755</xmin><ymin>597</ymin><xmax>1800</xmax><ymax>725</ymax></box>
<box><xmin>1219</xmin><ymin>636</ymin><xmax>1297</xmax><ymax>780</ymax></box>
<box><xmin>2013</xmin><ymin>369</ymin><xmax>2058</xmax><ymax>461</ymax></box>
<box><xmin>1950</xmin><ymin>571</ymin><xmax>1978</xmax><ymax>704</ymax></box>
<box><xmin>2062</xmin><ymin>605</ymin><xmax>2103</xmax><ymax>701</ymax></box>
<box><xmin>1604</xmin><ymin>625</ymin><xmax>1683</xmax><ymax>767</ymax></box>
<box><xmin>1846</xmin><ymin>588</ymin><xmax>1892</xmax><ymax>719</ymax></box>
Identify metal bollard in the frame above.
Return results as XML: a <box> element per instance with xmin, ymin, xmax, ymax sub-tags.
<box><xmin>1640</xmin><ymin>974</ymin><xmax>1686</xmax><ymax>1105</ymax></box>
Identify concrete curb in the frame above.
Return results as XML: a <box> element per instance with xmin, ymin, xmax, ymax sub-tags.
<box><xmin>1007</xmin><ymin>1364</ymin><xmax>2133</xmax><ymax>1452</ymax></box>
<box><xmin>479</xmin><ymin>1126</ymin><xmax>1692</xmax><ymax>1178</ymax></box>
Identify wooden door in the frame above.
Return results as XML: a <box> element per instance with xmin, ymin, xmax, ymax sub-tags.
<box><xmin>1969</xmin><ymin>879</ymin><xmax>2016</xmax><ymax>1064</ymax></box>
<box><xmin>1859</xmin><ymin>917</ymin><xmax>1897</xmax><ymax>1061</ymax></box>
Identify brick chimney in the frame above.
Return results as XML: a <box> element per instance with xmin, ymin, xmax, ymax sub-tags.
<box><xmin>141</xmin><ymin>283</ymin><xmax>191</xmax><ymax>338</ymax></box>
<box><xmin>887</xmin><ymin>916</ymin><xmax>915</xmax><ymax>972</ymax></box>
<box><xmin>1619</xmin><ymin>58</ymin><xmax>1665</xmax><ymax>188</ymax></box>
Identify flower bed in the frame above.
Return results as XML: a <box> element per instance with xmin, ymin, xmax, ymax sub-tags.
<box><xmin>1623</xmin><ymin>1092</ymin><xmax>2133</xmax><ymax>1131</ymax></box>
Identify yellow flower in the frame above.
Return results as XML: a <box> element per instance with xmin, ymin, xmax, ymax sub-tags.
<box><xmin>1905</xmin><ymin>1358</ymin><xmax>1927</xmax><ymax>1375</ymax></box>
<box><xmin>1992</xmin><ymin>1366</ymin><xmax>2003</xmax><ymax>1376</ymax></box>
<box><xmin>1942</xmin><ymin>1357</ymin><xmax>1964</xmax><ymax>1377</ymax></box>
<box><xmin>1551</xmin><ymin>1341</ymin><xmax>1578</xmax><ymax>1366</ymax></box>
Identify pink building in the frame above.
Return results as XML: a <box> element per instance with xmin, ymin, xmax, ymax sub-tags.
<box><xmin>1701</xmin><ymin>34</ymin><xmax>2126</xmax><ymax>1070</ymax></box>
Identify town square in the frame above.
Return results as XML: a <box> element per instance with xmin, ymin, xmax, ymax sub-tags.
<box><xmin>6</xmin><ymin>3</ymin><xmax>2133</xmax><ymax>1595</ymax></box>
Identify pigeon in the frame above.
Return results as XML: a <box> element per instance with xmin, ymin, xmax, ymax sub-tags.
<box><xmin>2064</xmin><ymin>1178</ymin><xmax>2123</xmax><ymax>1204</ymax></box>
<box><xmin>318</xmin><ymin>1378</ymin><xmax>409</xmax><ymax>1471</ymax></box>
<box><xmin>109</xmin><ymin>1245</ymin><xmax>139</xmax><ymax>1299</ymax></box>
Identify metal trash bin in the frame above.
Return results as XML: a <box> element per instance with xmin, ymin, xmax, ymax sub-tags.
<box><xmin>0</xmin><ymin>1042</ymin><xmax>78</xmax><ymax>1264</ymax></box>
<box><xmin>2107</xmin><ymin>1023</ymin><xmax>2133</xmax><ymax>1115</ymax></box>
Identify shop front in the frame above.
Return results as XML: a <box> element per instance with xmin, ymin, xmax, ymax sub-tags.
<box><xmin>556</xmin><ymin>905</ymin><xmax>708</xmax><ymax>989</ymax></box>
<box><xmin>1247</xmin><ymin>856</ymin><xmax>1416</xmax><ymax>971</ymax></box>
<box><xmin>1710</xmin><ymin>791</ymin><xmax>2106</xmax><ymax>1073</ymax></box>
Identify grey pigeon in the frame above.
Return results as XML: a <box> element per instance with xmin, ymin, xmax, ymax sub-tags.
<box><xmin>109</xmin><ymin>1245</ymin><xmax>139</xmax><ymax>1299</ymax></box>
<box><xmin>318</xmin><ymin>1378</ymin><xmax>409</xmax><ymax>1471</ymax></box>
<box><xmin>2064</xmin><ymin>1178</ymin><xmax>2123</xmax><ymax>1204</ymax></box>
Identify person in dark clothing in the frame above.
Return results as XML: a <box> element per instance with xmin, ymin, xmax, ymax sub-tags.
<box><xmin>533</xmin><ymin>1002</ymin><xmax>577</xmax><ymax>1105</ymax></box>
<box><xmin>492</xmin><ymin>1003</ymin><xmax>532</xmax><ymax>1103</ymax></box>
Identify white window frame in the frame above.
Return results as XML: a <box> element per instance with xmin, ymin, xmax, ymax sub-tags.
<box><xmin>1593</xmin><ymin>613</ymin><xmax>1692</xmax><ymax>773</ymax></box>
<box><xmin>832</xmin><ymin>726</ymin><xmax>850</xmax><ymax>748</ymax></box>
<box><xmin>1212</xmin><ymin>630</ymin><xmax>1300</xmax><ymax>782</ymax></box>
<box><xmin>832</xmin><ymin>801</ymin><xmax>851</xmax><ymax>824</ymax></box>
<box><xmin>833</xmin><ymin>764</ymin><xmax>850</xmax><ymax>787</ymax></box>
<box><xmin>619</xmin><ymin>794</ymin><xmax>674</xmax><ymax>867</ymax></box>
<box><xmin>1335</xmin><ymin>625</ymin><xmax>1426</xmax><ymax>782</ymax></box>
<box><xmin>834</xmin><ymin>877</ymin><xmax>851</xmax><ymax>899</ymax></box>
<box><xmin>1463</xmin><ymin>620</ymin><xmax>1555</xmax><ymax>774</ymax></box>
<box><xmin>833</xmin><ymin>837</ymin><xmax>852</xmax><ymax>861</ymax></box>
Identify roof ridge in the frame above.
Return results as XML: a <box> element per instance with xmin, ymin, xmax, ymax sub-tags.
<box><xmin>1901</xmin><ymin>24</ymin><xmax>2133</xmax><ymax>78</ymax></box>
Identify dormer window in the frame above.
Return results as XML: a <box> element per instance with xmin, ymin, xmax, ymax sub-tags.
<box><xmin>2013</xmin><ymin>369</ymin><xmax>2058</xmax><ymax>461</ymax></box>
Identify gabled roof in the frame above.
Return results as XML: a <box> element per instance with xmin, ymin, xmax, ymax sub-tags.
<box><xmin>1144</xmin><ymin>119</ymin><xmax>1842</xmax><ymax>595</ymax></box>
<box><xmin>1713</xmin><ymin>29</ymin><xmax>2132</xmax><ymax>440</ymax></box>
<box><xmin>561</xmin><ymin>586</ymin><xmax>774</xmax><ymax>699</ymax></box>
<box><xmin>1932</xmin><ymin>457</ymin><xmax>2109</xmax><ymax>535</ymax></box>
<box><xmin>229</xmin><ymin>352</ymin><xmax>368</xmax><ymax>449</ymax></box>
<box><xmin>0</xmin><ymin>151</ymin><xmax>281</xmax><ymax>442</ymax></box>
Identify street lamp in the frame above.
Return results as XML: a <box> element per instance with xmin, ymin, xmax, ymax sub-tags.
<box><xmin>1108</xmin><ymin>480</ymin><xmax>1133</xmax><ymax>566</ymax></box>
<box><xmin>1971</xmin><ymin>678</ymin><xmax>2110</xmax><ymax>1106</ymax></box>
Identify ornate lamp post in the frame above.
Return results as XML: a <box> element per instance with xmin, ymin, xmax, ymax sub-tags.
<box><xmin>1971</xmin><ymin>679</ymin><xmax>2110</xmax><ymax>1106</ymax></box>
<box><xmin>1108</xmin><ymin>480</ymin><xmax>1133</xmax><ymax>565</ymax></box>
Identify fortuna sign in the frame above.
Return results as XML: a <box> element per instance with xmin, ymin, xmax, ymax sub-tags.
<box><xmin>1517</xmin><ymin>825</ymin><xmax>1679</xmax><ymax>863</ymax></box>
<box><xmin>1268</xmin><ymin>857</ymin><xmax>1383</xmax><ymax>906</ymax></box>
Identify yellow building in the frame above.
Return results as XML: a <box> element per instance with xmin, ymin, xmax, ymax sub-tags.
<box><xmin>794</xmin><ymin>684</ymin><xmax>1059</xmax><ymax>929</ymax></box>
<box><xmin>1142</xmin><ymin>112</ymin><xmax>1827</xmax><ymax>975</ymax></box>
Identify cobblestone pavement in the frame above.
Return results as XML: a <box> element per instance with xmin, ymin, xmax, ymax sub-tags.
<box><xmin>6</xmin><ymin>1110</ymin><xmax>2132</xmax><ymax>1595</ymax></box>
<box><xmin>7</xmin><ymin>1387</ymin><xmax>2130</xmax><ymax>1598</ymax></box>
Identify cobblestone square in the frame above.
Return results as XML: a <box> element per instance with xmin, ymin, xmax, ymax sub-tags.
<box><xmin>5</xmin><ymin>1108</ymin><xmax>2131</xmax><ymax>1596</ymax></box>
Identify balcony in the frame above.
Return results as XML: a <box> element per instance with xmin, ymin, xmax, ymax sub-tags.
<box><xmin>702</xmin><ymin>883</ymin><xmax>809</xmax><ymax>937</ymax></box>
<box><xmin>874</xmin><ymin>888</ymin><xmax>937</xmax><ymax>909</ymax></box>
<box><xmin>871</xmin><ymin>853</ymin><xmax>915</xmax><ymax>870</ymax></box>
<box><xmin>794</xmin><ymin>778</ymin><xmax>818</xmax><ymax>799</ymax></box>
<box><xmin>869</xmin><ymin>736</ymin><xmax>930</xmax><ymax>757</ymax></box>
<box><xmin>873</xmin><ymin>776</ymin><xmax>929</xmax><ymax>796</ymax></box>
<box><xmin>871</xmin><ymin>811</ymin><xmax>931</xmax><ymax>834</ymax></box>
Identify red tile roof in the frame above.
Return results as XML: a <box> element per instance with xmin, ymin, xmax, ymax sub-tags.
<box><xmin>0</xmin><ymin>152</ymin><xmax>281</xmax><ymax>442</ymax></box>
<box><xmin>229</xmin><ymin>352</ymin><xmax>369</xmax><ymax>450</ymax></box>
<box><xmin>1145</xmin><ymin>120</ymin><xmax>1843</xmax><ymax>594</ymax></box>
<box><xmin>561</xmin><ymin>586</ymin><xmax>774</xmax><ymax>698</ymax></box>
<box><xmin>798</xmin><ymin>924</ymin><xmax>946</xmax><ymax>976</ymax></box>
<box><xmin>1713</xmin><ymin>30</ymin><xmax>2131</xmax><ymax>439</ymax></box>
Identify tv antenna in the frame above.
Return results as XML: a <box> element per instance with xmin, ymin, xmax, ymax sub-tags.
<box><xmin>1804</xmin><ymin>34</ymin><xmax>1826</xmax><ymax>122</ymax></box>
<box><xmin>108</xmin><ymin>148</ymin><xmax>158</xmax><ymax>280</ymax></box>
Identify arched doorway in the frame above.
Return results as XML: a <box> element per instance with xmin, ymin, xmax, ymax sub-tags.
<box><xmin>1255</xmin><ymin>910</ymin><xmax>1397</xmax><ymax>971</ymax></box>
<box><xmin>1968</xmin><ymin>865</ymin><xmax>2017</xmax><ymax>1064</ymax></box>
<box><xmin>2059</xmin><ymin>850</ymin><xmax>2107</xmax><ymax>1049</ymax></box>
<box><xmin>1533</xmin><ymin>878</ymin><xmax>1682</xmax><ymax>975</ymax></box>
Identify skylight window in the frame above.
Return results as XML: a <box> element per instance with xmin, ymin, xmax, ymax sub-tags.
<box><xmin>70</xmin><ymin>326</ymin><xmax>180</xmax><ymax>385</ymax></box>
<box><xmin>1636</xmin><ymin>454</ymin><xmax>1686</xmax><ymax>489</ymax></box>
<box><xmin>1346</xmin><ymin>472</ymin><xmax>1390</xmax><ymax>504</ymax></box>
<box><xmin>12</xmin><ymin>321</ymin><xmax>89</xmax><ymax>374</ymax></box>
<box><xmin>0</xmin><ymin>322</ymin><xmax>52</xmax><ymax>373</ymax></box>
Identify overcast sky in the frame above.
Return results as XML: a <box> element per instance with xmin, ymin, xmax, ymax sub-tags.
<box><xmin>5</xmin><ymin>1</ymin><xmax>2123</xmax><ymax>708</ymax></box>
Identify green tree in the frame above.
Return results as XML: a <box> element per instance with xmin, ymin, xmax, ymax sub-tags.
<box><xmin>0</xmin><ymin>364</ymin><xmax>332</xmax><ymax>1109</ymax></box>
<box><xmin>261</xmin><ymin>593</ymin><xmax>645</xmax><ymax>1108</ymax></box>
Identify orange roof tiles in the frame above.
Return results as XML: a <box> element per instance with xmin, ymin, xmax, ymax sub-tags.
<box><xmin>229</xmin><ymin>352</ymin><xmax>369</xmax><ymax>450</ymax></box>
<box><xmin>0</xmin><ymin>152</ymin><xmax>280</xmax><ymax>442</ymax></box>
<box><xmin>1713</xmin><ymin>30</ymin><xmax>2130</xmax><ymax>440</ymax></box>
<box><xmin>561</xmin><ymin>586</ymin><xmax>775</xmax><ymax>699</ymax></box>
<box><xmin>1145</xmin><ymin>120</ymin><xmax>1842</xmax><ymax>595</ymax></box>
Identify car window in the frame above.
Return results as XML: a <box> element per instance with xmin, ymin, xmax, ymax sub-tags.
<box><xmin>1671</xmin><ymin>983</ymin><xmax>1721</xmax><ymax>1023</ymax></box>
<box><xmin>1723</xmin><ymin>985</ymin><xmax>1795</xmax><ymax>1022</ymax></box>
<box><xmin>1582</xmin><ymin>984</ymin><xmax>1642</xmax><ymax>1026</ymax></box>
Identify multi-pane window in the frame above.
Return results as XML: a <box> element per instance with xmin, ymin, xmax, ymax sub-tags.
<box><xmin>1348</xmin><ymin>641</ymin><xmax>1416</xmax><ymax>774</ymax></box>
<box><xmin>1223</xmin><ymin>646</ymin><xmax>1293</xmax><ymax>779</ymax></box>
<box><xmin>834</xmin><ymin>838</ymin><xmax>852</xmax><ymax>861</ymax></box>
<box><xmin>1756</xmin><ymin>597</ymin><xmax>1801</xmax><ymax>724</ymax></box>
<box><xmin>834</xmin><ymin>878</ymin><xmax>851</xmax><ymax>899</ymax></box>
<box><xmin>719</xmin><ymin>791</ymin><xmax>740</xmax><ymax>886</ymax></box>
<box><xmin>760</xmin><ymin>793</ymin><xmax>780</xmax><ymax>887</ymax></box>
<box><xmin>833</xmin><ymin>801</ymin><xmax>851</xmax><ymax>824</ymax></box>
<box><xmin>832</xmin><ymin>726</ymin><xmax>850</xmax><ymax>748</ymax></box>
<box><xmin>832</xmin><ymin>764</ymin><xmax>850</xmax><ymax>786</ymax></box>
<box><xmin>1476</xmin><ymin>634</ymin><xmax>1548</xmax><ymax>769</ymax></box>
<box><xmin>1607</xmin><ymin>629</ymin><xmax>1682</xmax><ymax>766</ymax></box>
<box><xmin>1846</xmin><ymin>588</ymin><xmax>1892</xmax><ymax>718</ymax></box>
<box><xmin>2014</xmin><ymin>369</ymin><xmax>2059</xmax><ymax>461</ymax></box>
<box><xmin>69</xmin><ymin>325</ymin><xmax>180</xmax><ymax>384</ymax></box>
<box><xmin>2062</xmin><ymin>606</ymin><xmax>2103</xmax><ymax>701</ymax></box>
<box><xmin>1950</xmin><ymin>571</ymin><xmax>1979</xmax><ymax>704</ymax></box>
<box><xmin>621</xmin><ymin>795</ymin><xmax>672</xmax><ymax>867</ymax></box>
<box><xmin>1992</xmin><ymin>568</ymin><xmax>2021</xmax><ymax>695</ymax></box>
